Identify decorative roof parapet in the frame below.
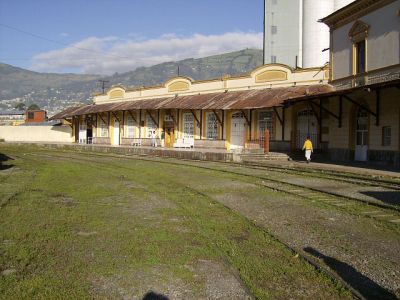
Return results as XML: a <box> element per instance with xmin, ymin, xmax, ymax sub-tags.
<box><xmin>320</xmin><ymin>0</ymin><xmax>396</xmax><ymax>29</ymax></box>
<box><xmin>93</xmin><ymin>64</ymin><xmax>329</xmax><ymax>105</ymax></box>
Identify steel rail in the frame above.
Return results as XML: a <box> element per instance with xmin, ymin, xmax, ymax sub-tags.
<box><xmin>16</xmin><ymin>150</ymin><xmax>366</xmax><ymax>300</ymax></box>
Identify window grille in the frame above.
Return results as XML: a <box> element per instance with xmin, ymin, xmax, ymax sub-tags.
<box><xmin>206</xmin><ymin>112</ymin><xmax>218</xmax><ymax>140</ymax></box>
<box><xmin>146</xmin><ymin>115</ymin><xmax>156</xmax><ymax>138</ymax></box>
<box><xmin>382</xmin><ymin>126</ymin><xmax>391</xmax><ymax>146</ymax></box>
<box><xmin>183</xmin><ymin>113</ymin><xmax>194</xmax><ymax>139</ymax></box>
<box><xmin>99</xmin><ymin>117</ymin><xmax>108</xmax><ymax>137</ymax></box>
<box><xmin>126</xmin><ymin>116</ymin><xmax>135</xmax><ymax>138</ymax></box>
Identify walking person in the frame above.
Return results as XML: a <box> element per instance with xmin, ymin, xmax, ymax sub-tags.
<box><xmin>154</xmin><ymin>130</ymin><xmax>158</xmax><ymax>148</ymax></box>
<box><xmin>151</xmin><ymin>130</ymin><xmax>156</xmax><ymax>147</ymax></box>
<box><xmin>302</xmin><ymin>136</ymin><xmax>313</xmax><ymax>163</ymax></box>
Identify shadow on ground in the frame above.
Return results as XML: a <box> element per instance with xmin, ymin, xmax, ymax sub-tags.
<box><xmin>0</xmin><ymin>153</ymin><xmax>14</xmax><ymax>170</ymax></box>
<box><xmin>142</xmin><ymin>291</ymin><xmax>169</xmax><ymax>300</ymax></box>
<box><xmin>304</xmin><ymin>247</ymin><xmax>397</xmax><ymax>300</ymax></box>
<box><xmin>360</xmin><ymin>191</ymin><xmax>400</xmax><ymax>207</ymax></box>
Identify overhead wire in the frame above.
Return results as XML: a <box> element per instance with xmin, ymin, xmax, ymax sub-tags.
<box><xmin>0</xmin><ymin>23</ymin><xmax>129</xmax><ymax>60</ymax></box>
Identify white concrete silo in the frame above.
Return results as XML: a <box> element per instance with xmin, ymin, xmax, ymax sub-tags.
<box><xmin>334</xmin><ymin>0</ymin><xmax>354</xmax><ymax>11</ymax></box>
<box><xmin>302</xmin><ymin>0</ymin><xmax>334</xmax><ymax>68</ymax></box>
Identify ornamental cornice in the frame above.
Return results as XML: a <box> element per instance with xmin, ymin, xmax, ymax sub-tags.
<box><xmin>321</xmin><ymin>0</ymin><xmax>396</xmax><ymax>29</ymax></box>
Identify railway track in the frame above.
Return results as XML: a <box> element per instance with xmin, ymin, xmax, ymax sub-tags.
<box><xmin>239</xmin><ymin>161</ymin><xmax>400</xmax><ymax>191</ymax></box>
<box><xmin>11</xmin><ymin>150</ymin><xmax>369</xmax><ymax>299</ymax></box>
<box><xmin>21</xmin><ymin>150</ymin><xmax>400</xmax><ymax>227</ymax></box>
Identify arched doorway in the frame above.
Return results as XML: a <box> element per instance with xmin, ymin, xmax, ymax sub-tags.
<box><xmin>296</xmin><ymin>109</ymin><xmax>318</xmax><ymax>149</ymax></box>
<box><xmin>230</xmin><ymin>112</ymin><xmax>246</xmax><ymax>150</ymax></box>
<box><xmin>355</xmin><ymin>108</ymin><xmax>368</xmax><ymax>161</ymax></box>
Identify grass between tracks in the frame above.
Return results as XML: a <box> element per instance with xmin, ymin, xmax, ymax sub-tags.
<box><xmin>0</xmin><ymin>144</ymin><xmax>352</xmax><ymax>299</ymax></box>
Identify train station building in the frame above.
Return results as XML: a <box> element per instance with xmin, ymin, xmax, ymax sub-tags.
<box><xmin>52</xmin><ymin>0</ymin><xmax>400</xmax><ymax>167</ymax></box>
<box><xmin>52</xmin><ymin>64</ymin><xmax>330</xmax><ymax>152</ymax></box>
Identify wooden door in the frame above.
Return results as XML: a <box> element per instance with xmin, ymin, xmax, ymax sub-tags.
<box><xmin>165</xmin><ymin>128</ymin><xmax>174</xmax><ymax>148</ymax></box>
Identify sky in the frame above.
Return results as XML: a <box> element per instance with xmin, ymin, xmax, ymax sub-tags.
<box><xmin>0</xmin><ymin>0</ymin><xmax>264</xmax><ymax>75</ymax></box>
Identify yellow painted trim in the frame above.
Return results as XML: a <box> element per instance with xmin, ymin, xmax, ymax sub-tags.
<box><xmin>365</xmin><ymin>38</ymin><xmax>368</xmax><ymax>72</ymax></box>
<box><xmin>110</xmin><ymin>117</ymin><xmax>114</xmax><ymax>143</ymax></box>
<box><xmin>168</xmin><ymin>81</ymin><xmax>190</xmax><ymax>92</ymax></box>
<box><xmin>253</xmin><ymin>111</ymin><xmax>258</xmax><ymax>140</ymax></box>
<box><xmin>225</xmin><ymin>111</ymin><xmax>232</xmax><ymax>150</ymax></box>
<box><xmin>255</xmin><ymin>70</ymin><xmax>288</xmax><ymax>83</ymax></box>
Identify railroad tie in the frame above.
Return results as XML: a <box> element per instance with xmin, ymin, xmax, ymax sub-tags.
<box><xmin>333</xmin><ymin>202</ymin><xmax>352</xmax><ymax>206</ymax></box>
<box><xmin>389</xmin><ymin>219</ymin><xmax>400</xmax><ymax>223</ymax></box>
<box><xmin>361</xmin><ymin>210</ymin><xmax>381</xmax><ymax>214</ymax></box>
<box><xmin>327</xmin><ymin>200</ymin><xmax>344</xmax><ymax>204</ymax></box>
<box><xmin>374</xmin><ymin>214</ymin><xmax>393</xmax><ymax>218</ymax></box>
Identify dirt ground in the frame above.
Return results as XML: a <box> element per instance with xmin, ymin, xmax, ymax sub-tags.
<box><xmin>172</xmin><ymin>162</ymin><xmax>400</xmax><ymax>299</ymax></box>
<box><xmin>1</xmin><ymin>146</ymin><xmax>399</xmax><ymax>299</ymax></box>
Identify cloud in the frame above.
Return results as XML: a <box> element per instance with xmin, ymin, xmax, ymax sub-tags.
<box><xmin>31</xmin><ymin>32</ymin><xmax>263</xmax><ymax>75</ymax></box>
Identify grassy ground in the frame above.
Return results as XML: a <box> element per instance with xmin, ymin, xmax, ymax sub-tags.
<box><xmin>0</xmin><ymin>145</ymin><xmax>353</xmax><ymax>299</ymax></box>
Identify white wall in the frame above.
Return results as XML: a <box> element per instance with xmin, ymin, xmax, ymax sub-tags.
<box><xmin>264</xmin><ymin>0</ymin><xmax>301</xmax><ymax>67</ymax></box>
<box><xmin>331</xmin><ymin>1</ymin><xmax>400</xmax><ymax>80</ymax></box>
<box><xmin>364</xmin><ymin>2</ymin><xmax>400</xmax><ymax>70</ymax></box>
<box><xmin>0</xmin><ymin>126</ymin><xmax>73</xmax><ymax>143</ymax></box>
<box><xmin>332</xmin><ymin>23</ymin><xmax>353</xmax><ymax>80</ymax></box>
<box><xmin>302</xmin><ymin>0</ymin><xmax>334</xmax><ymax>68</ymax></box>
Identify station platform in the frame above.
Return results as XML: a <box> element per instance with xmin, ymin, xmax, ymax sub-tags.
<box><xmin>245</xmin><ymin>158</ymin><xmax>400</xmax><ymax>179</ymax></box>
<box><xmin>3</xmin><ymin>141</ymin><xmax>399</xmax><ymax>178</ymax></box>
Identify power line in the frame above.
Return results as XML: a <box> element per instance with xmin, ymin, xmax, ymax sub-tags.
<box><xmin>0</xmin><ymin>23</ymin><xmax>130</xmax><ymax>60</ymax></box>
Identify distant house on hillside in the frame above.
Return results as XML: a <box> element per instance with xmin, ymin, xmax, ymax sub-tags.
<box><xmin>25</xmin><ymin>110</ymin><xmax>47</xmax><ymax>123</ymax></box>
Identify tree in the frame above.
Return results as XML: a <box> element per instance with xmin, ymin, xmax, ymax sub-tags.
<box><xmin>27</xmin><ymin>103</ymin><xmax>40</xmax><ymax>111</ymax></box>
<box><xmin>15</xmin><ymin>102</ymin><xmax>26</xmax><ymax>111</ymax></box>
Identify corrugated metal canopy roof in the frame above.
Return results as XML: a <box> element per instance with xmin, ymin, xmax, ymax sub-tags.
<box><xmin>50</xmin><ymin>106</ymin><xmax>83</xmax><ymax>119</ymax></box>
<box><xmin>50</xmin><ymin>84</ymin><xmax>335</xmax><ymax>119</ymax></box>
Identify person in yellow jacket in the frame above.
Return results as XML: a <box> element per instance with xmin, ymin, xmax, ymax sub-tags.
<box><xmin>302</xmin><ymin>136</ymin><xmax>313</xmax><ymax>163</ymax></box>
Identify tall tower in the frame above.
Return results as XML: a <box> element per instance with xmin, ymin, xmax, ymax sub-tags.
<box><xmin>302</xmin><ymin>0</ymin><xmax>353</xmax><ymax>68</ymax></box>
<box><xmin>302</xmin><ymin>0</ymin><xmax>334</xmax><ymax>68</ymax></box>
<box><xmin>263</xmin><ymin>0</ymin><xmax>354</xmax><ymax>68</ymax></box>
<box><xmin>334</xmin><ymin>0</ymin><xmax>353</xmax><ymax>10</ymax></box>
<box><xmin>263</xmin><ymin>0</ymin><xmax>301</xmax><ymax>67</ymax></box>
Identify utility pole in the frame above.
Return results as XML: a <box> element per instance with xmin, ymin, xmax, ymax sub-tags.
<box><xmin>98</xmin><ymin>80</ymin><xmax>109</xmax><ymax>94</ymax></box>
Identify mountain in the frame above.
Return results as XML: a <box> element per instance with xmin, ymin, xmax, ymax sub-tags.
<box><xmin>107</xmin><ymin>48</ymin><xmax>263</xmax><ymax>87</ymax></box>
<box><xmin>0</xmin><ymin>49</ymin><xmax>263</xmax><ymax>114</ymax></box>
<box><xmin>0</xmin><ymin>64</ymin><xmax>100</xmax><ymax>100</ymax></box>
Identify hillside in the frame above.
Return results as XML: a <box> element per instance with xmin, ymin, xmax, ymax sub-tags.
<box><xmin>0</xmin><ymin>64</ymin><xmax>101</xmax><ymax>100</ymax></box>
<box><xmin>0</xmin><ymin>49</ymin><xmax>263</xmax><ymax>114</ymax></box>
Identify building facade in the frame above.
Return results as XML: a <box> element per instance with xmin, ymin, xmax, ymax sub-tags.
<box><xmin>52</xmin><ymin>64</ymin><xmax>330</xmax><ymax>152</ymax></box>
<box><xmin>25</xmin><ymin>110</ymin><xmax>47</xmax><ymax>123</ymax></box>
<box><xmin>319</xmin><ymin>0</ymin><xmax>399</xmax><ymax>166</ymax></box>
<box><xmin>51</xmin><ymin>0</ymin><xmax>399</xmax><ymax>168</ymax></box>
<box><xmin>0</xmin><ymin>110</ymin><xmax>25</xmax><ymax>126</ymax></box>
